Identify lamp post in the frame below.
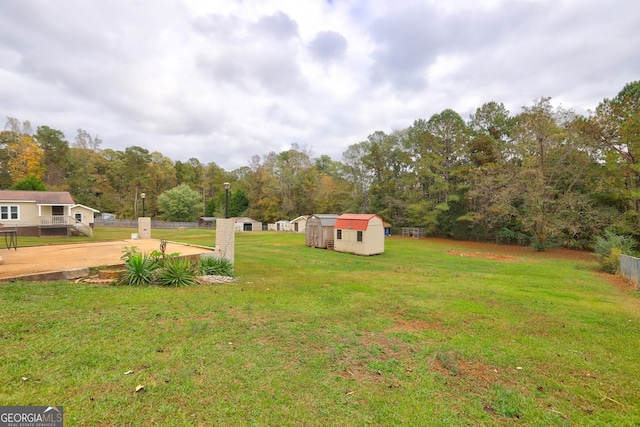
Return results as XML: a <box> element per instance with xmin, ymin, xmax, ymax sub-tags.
<box><xmin>141</xmin><ymin>193</ymin><xmax>146</xmax><ymax>217</ymax></box>
<box><xmin>223</xmin><ymin>182</ymin><xmax>230</xmax><ymax>219</ymax></box>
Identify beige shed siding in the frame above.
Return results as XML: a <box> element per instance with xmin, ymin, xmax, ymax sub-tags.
<box><xmin>291</xmin><ymin>216</ymin><xmax>308</xmax><ymax>233</ymax></box>
<box><xmin>334</xmin><ymin>214</ymin><xmax>385</xmax><ymax>256</ymax></box>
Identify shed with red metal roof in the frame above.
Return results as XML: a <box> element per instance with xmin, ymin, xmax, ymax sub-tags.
<box><xmin>333</xmin><ymin>214</ymin><xmax>385</xmax><ymax>256</ymax></box>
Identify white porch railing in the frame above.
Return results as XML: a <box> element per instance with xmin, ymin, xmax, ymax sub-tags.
<box><xmin>38</xmin><ymin>215</ymin><xmax>75</xmax><ymax>226</ymax></box>
<box><xmin>37</xmin><ymin>216</ymin><xmax>93</xmax><ymax>237</ymax></box>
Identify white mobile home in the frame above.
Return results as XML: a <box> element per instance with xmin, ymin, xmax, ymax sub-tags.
<box><xmin>0</xmin><ymin>190</ymin><xmax>97</xmax><ymax>237</ymax></box>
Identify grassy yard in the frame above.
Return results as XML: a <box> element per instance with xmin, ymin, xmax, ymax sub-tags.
<box><xmin>1</xmin><ymin>229</ymin><xmax>639</xmax><ymax>426</ymax></box>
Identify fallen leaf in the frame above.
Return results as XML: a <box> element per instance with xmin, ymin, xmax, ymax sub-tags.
<box><xmin>135</xmin><ymin>384</ymin><xmax>145</xmax><ymax>393</ymax></box>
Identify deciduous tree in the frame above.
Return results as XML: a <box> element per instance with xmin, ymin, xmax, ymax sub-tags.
<box><xmin>36</xmin><ymin>126</ymin><xmax>69</xmax><ymax>189</ymax></box>
<box><xmin>157</xmin><ymin>184</ymin><xmax>202</xmax><ymax>221</ymax></box>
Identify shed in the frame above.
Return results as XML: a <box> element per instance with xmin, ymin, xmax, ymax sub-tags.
<box><xmin>290</xmin><ymin>215</ymin><xmax>309</xmax><ymax>233</ymax></box>
<box><xmin>334</xmin><ymin>214</ymin><xmax>385</xmax><ymax>256</ymax></box>
<box><xmin>199</xmin><ymin>217</ymin><xmax>216</xmax><ymax>227</ymax></box>
<box><xmin>383</xmin><ymin>221</ymin><xmax>392</xmax><ymax>236</ymax></box>
<box><xmin>305</xmin><ymin>214</ymin><xmax>338</xmax><ymax>248</ymax></box>
<box><xmin>268</xmin><ymin>220</ymin><xmax>293</xmax><ymax>231</ymax></box>
<box><xmin>233</xmin><ymin>217</ymin><xmax>262</xmax><ymax>231</ymax></box>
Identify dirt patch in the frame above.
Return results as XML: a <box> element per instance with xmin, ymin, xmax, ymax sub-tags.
<box><xmin>431</xmin><ymin>351</ymin><xmax>519</xmax><ymax>389</ymax></box>
<box><xmin>597</xmin><ymin>272</ymin><xmax>640</xmax><ymax>294</ymax></box>
<box><xmin>334</xmin><ymin>333</ymin><xmax>411</xmax><ymax>383</ymax></box>
<box><xmin>447</xmin><ymin>249</ymin><xmax>519</xmax><ymax>262</ymax></box>
<box><xmin>422</xmin><ymin>237</ymin><xmax>597</xmax><ymax>262</ymax></box>
<box><xmin>386</xmin><ymin>318</ymin><xmax>441</xmax><ymax>332</ymax></box>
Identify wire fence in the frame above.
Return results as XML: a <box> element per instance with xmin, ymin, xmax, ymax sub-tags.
<box><xmin>95</xmin><ymin>219</ymin><xmax>202</xmax><ymax>229</ymax></box>
<box><xmin>401</xmin><ymin>227</ymin><xmax>428</xmax><ymax>239</ymax></box>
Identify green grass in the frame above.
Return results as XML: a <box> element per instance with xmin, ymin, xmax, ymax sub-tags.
<box><xmin>2</xmin><ymin>229</ymin><xmax>640</xmax><ymax>425</ymax></box>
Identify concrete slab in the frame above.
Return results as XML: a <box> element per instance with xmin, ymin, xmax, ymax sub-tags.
<box><xmin>0</xmin><ymin>239</ymin><xmax>216</xmax><ymax>281</ymax></box>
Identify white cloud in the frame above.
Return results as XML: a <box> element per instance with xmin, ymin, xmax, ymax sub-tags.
<box><xmin>308</xmin><ymin>31</ymin><xmax>348</xmax><ymax>64</ymax></box>
<box><xmin>0</xmin><ymin>0</ymin><xmax>638</xmax><ymax>170</ymax></box>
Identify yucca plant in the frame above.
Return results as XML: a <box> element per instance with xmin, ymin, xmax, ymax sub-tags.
<box><xmin>155</xmin><ymin>257</ymin><xmax>198</xmax><ymax>287</ymax></box>
<box><xmin>199</xmin><ymin>256</ymin><xmax>235</xmax><ymax>277</ymax></box>
<box><xmin>118</xmin><ymin>252</ymin><xmax>159</xmax><ymax>286</ymax></box>
<box><xmin>594</xmin><ymin>230</ymin><xmax>637</xmax><ymax>273</ymax></box>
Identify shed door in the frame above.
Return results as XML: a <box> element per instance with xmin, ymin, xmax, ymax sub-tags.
<box><xmin>307</xmin><ymin>225</ymin><xmax>319</xmax><ymax>247</ymax></box>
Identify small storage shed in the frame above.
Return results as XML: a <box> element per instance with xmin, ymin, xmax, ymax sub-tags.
<box><xmin>199</xmin><ymin>217</ymin><xmax>216</xmax><ymax>227</ymax></box>
<box><xmin>305</xmin><ymin>214</ymin><xmax>338</xmax><ymax>248</ymax></box>
<box><xmin>291</xmin><ymin>215</ymin><xmax>309</xmax><ymax>233</ymax></box>
<box><xmin>383</xmin><ymin>221</ymin><xmax>392</xmax><ymax>236</ymax></box>
<box><xmin>334</xmin><ymin>214</ymin><xmax>385</xmax><ymax>256</ymax></box>
<box><xmin>233</xmin><ymin>217</ymin><xmax>262</xmax><ymax>231</ymax></box>
<box><xmin>269</xmin><ymin>220</ymin><xmax>292</xmax><ymax>231</ymax></box>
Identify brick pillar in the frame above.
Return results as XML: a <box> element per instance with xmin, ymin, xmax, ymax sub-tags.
<box><xmin>138</xmin><ymin>217</ymin><xmax>151</xmax><ymax>239</ymax></box>
<box><xmin>215</xmin><ymin>218</ymin><xmax>235</xmax><ymax>264</ymax></box>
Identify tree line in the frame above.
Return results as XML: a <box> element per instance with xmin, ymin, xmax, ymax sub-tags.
<box><xmin>2</xmin><ymin>81</ymin><xmax>639</xmax><ymax>249</ymax></box>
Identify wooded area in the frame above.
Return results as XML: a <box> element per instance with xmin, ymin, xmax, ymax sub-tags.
<box><xmin>2</xmin><ymin>81</ymin><xmax>639</xmax><ymax>249</ymax></box>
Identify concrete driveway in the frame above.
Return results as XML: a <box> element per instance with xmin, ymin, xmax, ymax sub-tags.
<box><xmin>0</xmin><ymin>239</ymin><xmax>216</xmax><ymax>281</ymax></box>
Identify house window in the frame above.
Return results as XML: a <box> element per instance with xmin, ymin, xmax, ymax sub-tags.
<box><xmin>52</xmin><ymin>206</ymin><xmax>64</xmax><ymax>216</ymax></box>
<box><xmin>75</xmin><ymin>213</ymin><xmax>82</xmax><ymax>222</ymax></box>
<box><xmin>357</xmin><ymin>231</ymin><xmax>363</xmax><ymax>242</ymax></box>
<box><xmin>0</xmin><ymin>205</ymin><xmax>19</xmax><ymax>220</ymax></box>
<box><xmin>337</xmin><ymin>229</ymin><xmax>342</xmax><ymax>240</ymax></box>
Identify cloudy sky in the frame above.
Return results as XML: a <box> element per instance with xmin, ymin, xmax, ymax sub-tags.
<box><xmin>1</xmin><ymin>0</ymin><xmax>638</xmax><ymax>171</ymax></box>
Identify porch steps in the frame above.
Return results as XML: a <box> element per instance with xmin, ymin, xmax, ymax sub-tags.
<box><xmin>70</xmin><ymin>223</ymin><xmax>93</xmax><ymax>237</ymax></box>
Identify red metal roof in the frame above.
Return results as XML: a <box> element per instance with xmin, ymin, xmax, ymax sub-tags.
<box><xmin>335</xmin><ymin>214</ymin><xmax>381</xmax><ymax>231</ymax></box>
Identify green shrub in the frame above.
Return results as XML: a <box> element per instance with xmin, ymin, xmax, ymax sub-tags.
<box><xmin>595</xmin><ymin>230</ymin><xmax>637</xmax><ymax>273</ymax></box>
<box><xmin>497</xmin><ymin>227</ymin><xmax>517</xmax><ymax>244</ymax></box>
<box><xmin>118</xmin><ymin>245</ymin><xmax>198</xmax><ymax>287</ymax></box>
<box><xmin>118</xmin><ymin>252</ymin><xmax>159</xmax><ymax>286</ymax></box>
<box><xmin>120</xmin><ymin>245</ymin><xmax>140</xmax><ymax>262</ymax></box>
<box><xmin>199</xmin><ymin>256</ymin><xmax>235</xmax><ymax>277</ymax></box>
<box><xmin>155</xmin><ymin>257</ymin><xmax>198</xmax><ymax>287</ymax></box>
